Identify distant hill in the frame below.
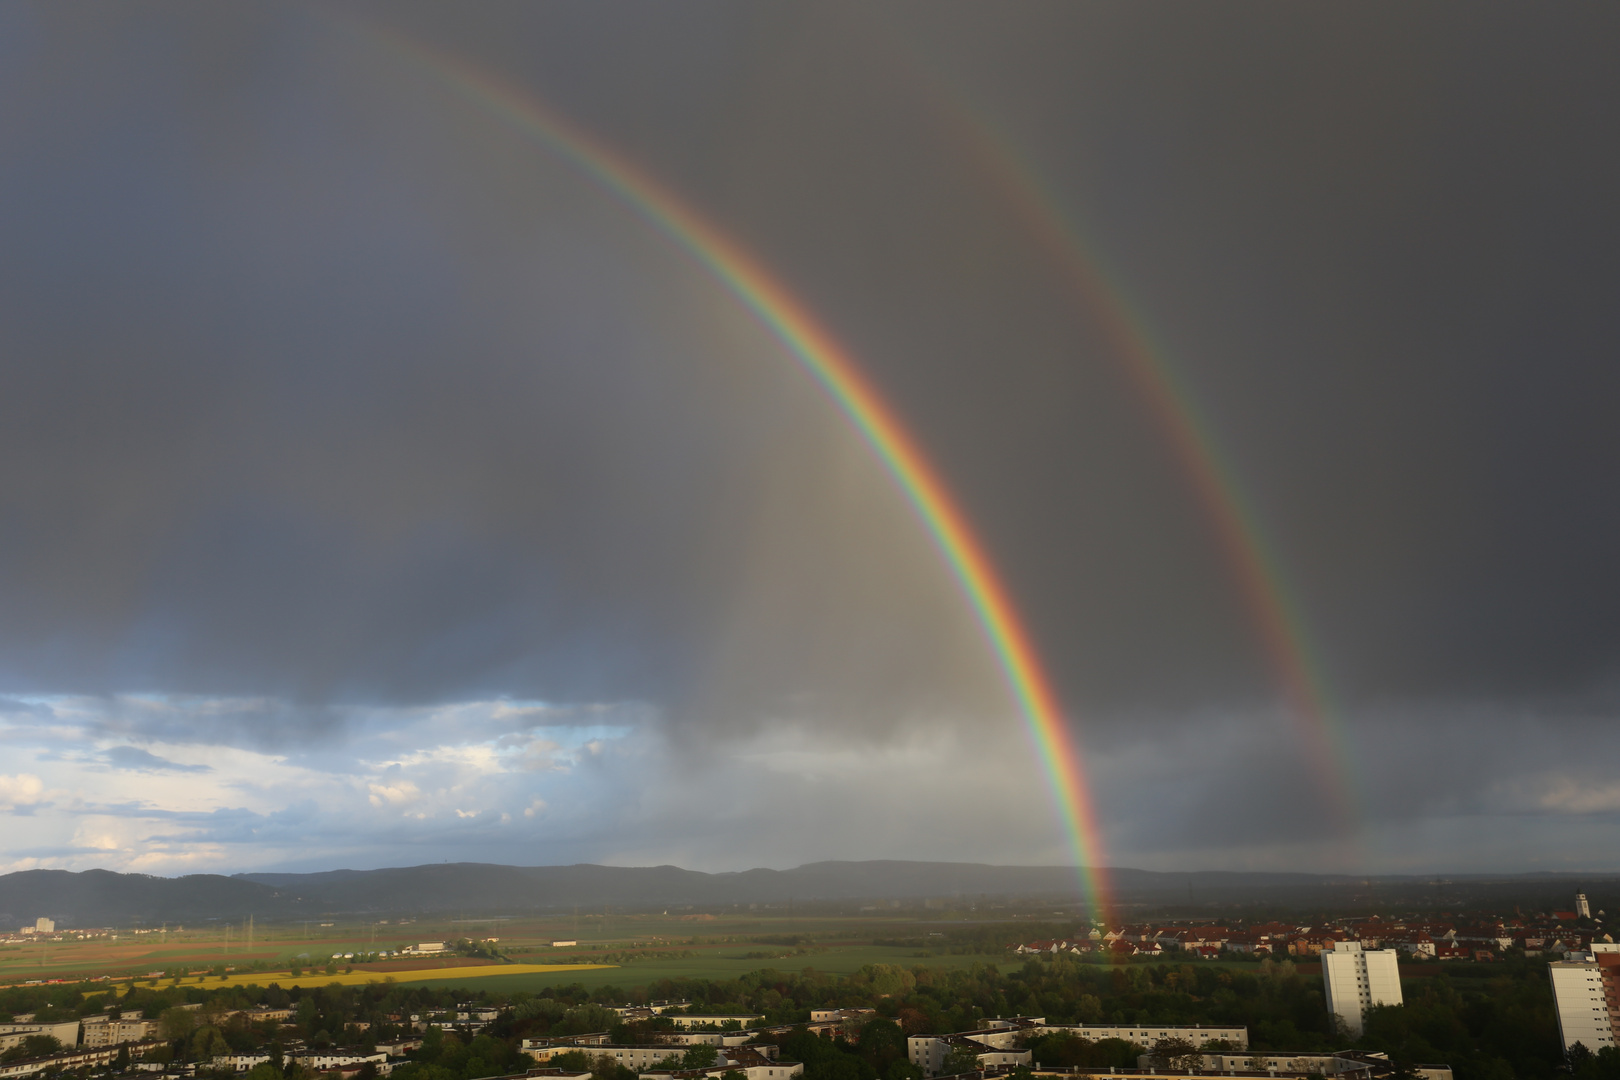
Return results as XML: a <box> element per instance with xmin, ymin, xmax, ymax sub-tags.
<box><xmin>0</xmin><ymin>868</ymin><xmax>280</xmax><ymax>929</ymax></box>
<box><xmin>1</xmin><ymin>860</ymin><xmax>1613</xmax><ymax>927</ymax></box>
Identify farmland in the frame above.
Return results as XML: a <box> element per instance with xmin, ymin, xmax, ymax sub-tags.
<box><xmin>0</xmin><ymin>909</ymin><xmax>1034</xmax><ymax>992</ymax></box>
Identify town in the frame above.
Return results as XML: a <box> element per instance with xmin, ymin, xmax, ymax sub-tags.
<box><xmin>0</xmin><ymin>890</ymin><xmax>1615</xmax><ymax>1080</ymax></box>
<box><xmin>0</xmin><ymin>986</ymin><xmax>1442</xmax><ymax>1080</ymax></box>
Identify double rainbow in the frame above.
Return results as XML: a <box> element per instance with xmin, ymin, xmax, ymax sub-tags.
<box><xmin>354</xmin><ymin>26</ymin><xmax>1114</xmax><ymax>914</ymax></box>
<box><xmin>925</xmin><ymin>91</ymin><xmax>1361</xmax><ymax>836</ymax></box>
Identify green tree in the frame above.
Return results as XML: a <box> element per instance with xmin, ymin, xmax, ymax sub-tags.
<box><xmin>591</xmin><ymin>1053</ymin><xmax>638</xmax><ymax>1080</ymax></box>
<box><xmin>0</xmin><ymin>1034</ymin><xmax>63</xmax><ymax>1063</ymax></box>
<box><xmin>191</xmin><ymin>1025</ymin><xmax>232</xmax><ymax>1062</ymax></box>
<box><xmin>853</xmin><ymin>966</ymin><xmax>916</xmax><ymax>999</ymax></box>
<box><xmin>390</xmin><ymin>1064</ymin><xmax>456</xmax><ymax>1080</ymax></box>
<box><xmin>1572</xmin><ymin>1045</ymin><xmax>1620</xmax><ymax>1080</ymax></box>
<box><xmin>1149</xmin><ymin>1038</ymin><xmax>1202</xmax><ymax>1072</ymax></box>
<box><xmin>161</xmin><ymin>1006</ymin><xmax>199</xmax><ymax>1042</ymax></box>
<box><xmin>682</xmin><ymin>1045</ymin><xmax>720</xmax><ymax>1069</ymax></box>
<box><xmin>556</xmin><ymin>1005</ymin><xmax>621</xmax><ymax>1036</ymax></box>
<box><xmin>856</xmin><ymin>1018</ymin><xmax>907</xmax><ymax>1074</ymax></box>
<box><xmin>938</xmin><ymin>1046</ymin><xmax>982</xmax><ymax>1077</ymax></box>
<box><xmin>515</xmin><ymin>999</ymin><xmax>569</xmax><ymax>1023</ymax></box>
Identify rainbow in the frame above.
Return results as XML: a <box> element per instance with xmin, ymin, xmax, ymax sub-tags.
<box><xmin>347</xmin><ymin>25</ymin><xmax>1113</xmax><ymax>914</ymax></box>
<box><xmin>926</xmin><ymin>94</ymin><xmax>1361</xmax><ymax>838</ymax></box>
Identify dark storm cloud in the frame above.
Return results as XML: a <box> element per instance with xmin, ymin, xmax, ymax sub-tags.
<box><xmin>892</xmin><ymin>4</ymin><xmax>1620</xmax><ymax>715</ymax></box>
<box><xmin>0</xmin><ymin>2</ymin><xmax>1005</xmax><ymax>742</ymax></box>
<box><xmin>0</xmin><ymin>2</ymin><xmax>1617</xmax><ymax>873</ymax></box>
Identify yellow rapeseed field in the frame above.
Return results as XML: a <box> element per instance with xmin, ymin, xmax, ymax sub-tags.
<box><xmin>105</xmin><ymin>963</ymin><xmax>615</xmax><ymax>993</ymax></box>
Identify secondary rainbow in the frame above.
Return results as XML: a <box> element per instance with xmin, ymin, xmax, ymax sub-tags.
<box><xmin>348</xmin><ymin>24</ymin><xmax>1113</xmax><ymax>914</ymax></box>
<box><xmin>926</xmin><ymin>90</ymin><xmax>1361</xmax><ymax>837</ymax></box>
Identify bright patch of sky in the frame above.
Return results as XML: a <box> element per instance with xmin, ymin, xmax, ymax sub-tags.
<box><xmin>0</xmin><ymin>695</ymin><xmax>642</xmax><ymax>874</ymax></box>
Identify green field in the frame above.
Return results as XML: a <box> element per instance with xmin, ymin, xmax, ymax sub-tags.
<box><xmin>400</xmin><ymin>944</ymin><xmax>998</xmax><ymax>992</ymax></box>
<box><xmin>0</xmin><ymin>909</ymin><xmax>1050</xmax><ymax>989</ymax></box>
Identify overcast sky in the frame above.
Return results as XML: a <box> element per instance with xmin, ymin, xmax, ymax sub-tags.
<box><xmin>2</xmin><ymin>3</ymin><xmax>1618</xmax><ymax>879</ymax></box>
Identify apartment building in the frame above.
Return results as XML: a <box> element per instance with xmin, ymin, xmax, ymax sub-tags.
<box><xmin>81</xmin><ymin>1016</ymin><xmax>157</xmax><ymax>1048</ymax></box>
<box><xmin>1322</xmin><ymin>942</ymin><xmax>1403</xmax><ymax>1037</ymax></box>
<box><xmin>1549</xmin><ymin>943</ymin><xmax>1620</xmax><ymax>1053</ymax></box>
<box><xmin>667</xmin><ymin>1014</ymin><xmax>764</xmax><ymax>1030</ymax></box>
<box><xmin>0</xmin><ymin>1021</ymin><xmax>82</xmax><ymax>1052</ymax></box>
<box><xmin>905</xmin><ymin>1035</ymin><xmax>1032</xmax><ymax>1076</ymax></box>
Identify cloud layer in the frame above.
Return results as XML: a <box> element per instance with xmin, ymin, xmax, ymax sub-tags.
<box><xmin>0</xmin><ymin>4</ymin><xmax>1618</xmax><ymax>874</ymax></box>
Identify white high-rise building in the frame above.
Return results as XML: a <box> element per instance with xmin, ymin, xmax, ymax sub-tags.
<box><xmin>1322</xmin><ymin>941</ymin><xmax>1403</xmax><ymax>1037</ymax></box>
<box><xmin>1578</xmin><ymin>893</ymin><xmax>1592</xmax><ymax>919</ymax></box>
<box><xmin>1550</xmin><ymin>944</ymin><xmax>1620</xmax><ymax>1054</ymax></box>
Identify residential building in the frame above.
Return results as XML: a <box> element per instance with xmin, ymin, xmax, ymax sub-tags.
<box><xmin>608</xmin><ymin>1002</ymin><xmax>689</xmax><ymax>1021</ymax></box>
<box><xmin>637</xmin><ymin>1059</ymin><xmax>801</xmax><ymax>1080</ymax></box>
<box><xmin>1549</xmin><ymin>943</ymin><xmax>1620</xmax><ymax>1053</ymax></box>
<box><xmin>376</xmin><ymin>1039</ymin><xmax>424</xmax><ymax>1056</ymax></box>
<box><xmin>915</xmin><ymin>1019</ymin><xmax>1246</xmax><ymax>1056</ymax></box>
<box><xmin>292</xmin><ymin>1051</ymin><xmax>390</xmax><ymax>1073</ymax></box>
<box><xmin>908</xmin><ymin>1023</ymin><xmax>1248</xmax><ymax>1076</ymax></box>
<box><xmin>1030</xmin><ymin>1024</ymin><xmax>1247</xmax><ymax>1050</ymax></box>
<box><xmin>1165</xmin><ymin>928</ymin><xmax>1231</xmax><ymax>953</ymax></box>
<box><xmin>240</xmin><ymin>1007</ymin><xmax>295</xmax><ymax>1023</ymax></box>
<box><xmin>81</xmin><ymin>1016</ymin><xmax>157</xmax><ymax>1047</ymax></box>
<box><xmin>1151</xmin><ymin>1052</ymin><xmax>1451</xmax><ymax>1080</ymax></box>
<box><xmin>0</xmin><ymin>1021</ymin><xmax>82</xmax><ymax>1051</ymax></box>
<box><xmin>905</xmin><ymin>1036</ymin><xmax>1032</xmax><ymax>1076</ymax></box>
<box><xmin>808</xmin><ymin>1009</ymin><xmax>874</xmax><ymax>1025</ymax></box>
<box><xmin>1381</xmin><ymin>933</ymin><xmax>1437</xmax><ymax>959</ymax></box>
<box><xmin>660</xmin><ymin>1032</ymin><xmax>763</xmax><ymax>1049</ymax></box>
<box><xmin>1322</xmin><ymin>942</ymin><xmax>1403</xmax><ymax>1037</ymax></box>
<box><xmin>525</xmin><ymin>1044</ymin><xmax>798</xmax><ymax>1080</ymax></box>
<box><xmin>1224</xmin><ymin>933</ymin><xmax>1275</xmax><ymax>956</ymax></box>
<box><xmin>1290</xmin><ymin>932</ymin><xmax>1349</xmax><ymax>957</ymax></box>
<box><xmin>0</xmin><ymin>1041</ymin><xmax>161</xmax><ymax>1078</ymax></box>
<box><xmin>216</xmin><ymin>1055</ymin><xmax>275</xmax><ymax>1073</ymax></box>
<box><xmin>667</xmin><ymin>1014</ymin><xmax>763</xmax><ymax>1030</ymax></box>
<box><xmin>1455</xmin><ymin>924</ymin><xmax>1513</xmax><ymax>950</ymax></box>
<box><xmin>526</xmin><ymin>1045</ymin><xmax>697</xmax><ymax>1071</ymax></box>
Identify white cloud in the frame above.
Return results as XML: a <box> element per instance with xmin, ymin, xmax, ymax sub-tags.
<box><xmin>1524</xmin><ymin>776</ymin><xmax>1620</xmax><ymax>814</ymax></box>
<box><xmin>367</xmin><ymin>781</ymin><xmax>420</xmax><ymax>807</ymax></box>
<box><xmin>7</xmin><ymin>689</ymin><xmax>1620</xmax><ymax>877</ymax></box>
<box><xmin>71</xmin><ymin>822</ymin><xmax>126</xmax><ymax>852</ymax></box>
<box><xmin>513</xmin><ymin>738</ymin><xmax>565</xmax><ymax>772</ymax></box>
<box><xmin>0</xmin><ymin>773</ymin><xmax>44</xmax><ymax>811</ymax></box>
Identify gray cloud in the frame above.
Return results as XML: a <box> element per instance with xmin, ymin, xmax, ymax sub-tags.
<box><xmin>0</xmin><ymin>2</ymin><xmax>1617</xmax><ymax>874</ymax></box>
<box><xmin>102</xmin><ymin>747</ymin><xmax>212</xmax><ymax>774</ymax></box>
